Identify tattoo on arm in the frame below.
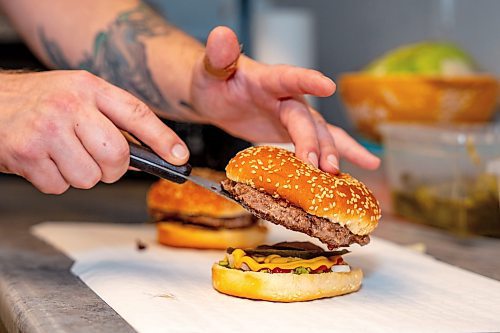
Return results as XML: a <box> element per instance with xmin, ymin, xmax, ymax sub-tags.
<box><xmin>39</xmin><ymin>4</ymin><xmax>172</xmax><ymax>112</ymax></box>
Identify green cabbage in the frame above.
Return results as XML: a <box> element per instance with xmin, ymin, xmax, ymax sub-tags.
<box><xmin>364</xmin><ymin>42</ymin><xmax>477</xmax><ymax>76</ymax></box>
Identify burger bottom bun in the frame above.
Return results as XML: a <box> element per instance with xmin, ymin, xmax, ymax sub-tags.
<box><xmin>212</xmin><ymin>264</ymin><xmax>362</xmax><ymax>302</ymax></box>
<box><xmin>157</xmin><ymin>222</ymin><xmax>267</xmax><ymax>250</ymax></box>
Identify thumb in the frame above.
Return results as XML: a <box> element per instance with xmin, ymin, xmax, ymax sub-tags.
<box><xmin>204</xmin><ymin>26</ymin><xmax>241</xmax><ymax>80</ymax></box>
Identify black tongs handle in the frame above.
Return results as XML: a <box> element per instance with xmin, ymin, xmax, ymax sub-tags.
<box><xmin>128</xmin><ymin>141</ymin><xmax>192</xmax><ymax>184</ymax></box>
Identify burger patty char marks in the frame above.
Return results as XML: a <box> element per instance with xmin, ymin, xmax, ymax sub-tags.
<box><xmin>150</xmin><ymin>209</ymin><xmax>257</xmax><ymax>229</ymax></box>
<box><xmin>221</xmin><ymin>179</ymin><xmax>369</xmax><ymax>248</ymax></box>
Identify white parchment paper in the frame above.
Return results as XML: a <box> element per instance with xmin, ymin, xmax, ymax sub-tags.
<box><xmin>33</xmin><ymin>222</ymin><xmax>500</xmax><ymax>333</ymax></box>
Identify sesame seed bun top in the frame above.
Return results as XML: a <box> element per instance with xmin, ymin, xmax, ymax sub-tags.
<box><xmin>148</xmin><ymin>168</ymin><xmax>248</xmax><ymax>218</ymax></box>
<box><xmin>225</xmin><ymin>146</ymin><xmax>381</xmax><ymax>235</ymax></box>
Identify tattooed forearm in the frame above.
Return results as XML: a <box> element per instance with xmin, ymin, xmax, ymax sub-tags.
<box><xmin>39</xmin><ymin>4</ymin><xmax>172</xmax><ymax>112</ymax></box>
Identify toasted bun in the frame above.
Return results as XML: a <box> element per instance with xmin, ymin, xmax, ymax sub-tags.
<box><xmin>148</xmin><ymin>168</ymin><xmax>247</xmax><ymax>218</ymax></box>
<box><xmin>225</xmin><ymin>146</ymin><xmax>381</xmax><ymax>235</ymax></box>
<box><xmin>212</xmin><ymin>264</ymin><xmax>362</xmax><ymax>302</ymax></box>
<box><xmin>157</xmin><ymin>222</ymin><xmax>267</xmax><ymax>250</ymax></box>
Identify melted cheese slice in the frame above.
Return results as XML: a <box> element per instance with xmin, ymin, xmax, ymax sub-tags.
<box><xmin>228</xmin><ymin>249</ymin><xmax>337</xmax><ymax>272</ymax></box>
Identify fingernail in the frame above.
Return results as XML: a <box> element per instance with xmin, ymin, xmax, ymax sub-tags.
<box><xmin>171</xmin><ymin>144</ymin><xmax>188</xmax><ymax>160</ymax></box>
<box><xmin>308</xmin><ymin>152</ymin><xmax>319</xmax><ymax>168</ymax></box>
<box><xmin>327</xmin><ymin>154</ymin><xmax>339</xmax><ymax>171</ymax></box>
<box><xmin>321</xmin><ymin>75</ymin><xmax>335</xmax><ymax>85</ymax></box>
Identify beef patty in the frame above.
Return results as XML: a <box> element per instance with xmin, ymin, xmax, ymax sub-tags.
<box><xmin>221</xmin><ymin>179</ymin><xmax>369</xmax><ymax>248</ymax></box>
<box><xmin>149</xmin><ymin>209</ymin><xmax>256</xmax><ymax>229</ymax></box>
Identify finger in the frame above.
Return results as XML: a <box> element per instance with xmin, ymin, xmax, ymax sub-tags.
<box><xmin>204</xmin><ymin>26</ymin><xmax>241</xmax><ymax>80</ymax></box>
<box><xmin>22</xmin><ymin>158</ymin><xmax>69</xmax><ymax>195</ymax></box>
<box><xmin>260</xmin><ymin>65</ymin><xmax>336</xmax><ymax>99</ymax></box>
<box><xmin>327</xmin><ymin>125</ymin><xmax>381</xmax><ymax>170</ymax></box>
<box><xmin>75</xmin><ymin>110</ymin><xmax>129</xmax><ymax>184</ymax></box>
<box><xmin>49</xmin><ymin>133</ymin><xmax>102</xmax><ymax>189</ymax></box>
<box><xmin>94</xmin><ymin>80</ymin><xmax>189</xmax><ymax>165</ymax></box>
<box><xmin>279</xmin><ymin>98</ymin><xmax>319</xmax><ymax>168</ymax></box>
<box><xmin>310</xmin><ymin>111</ymin><xmax>340</xmax><ymax>174</ymax></box>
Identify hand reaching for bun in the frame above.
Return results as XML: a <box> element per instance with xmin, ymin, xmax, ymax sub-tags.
<box><xmin>190</xmin><ymin>26</ymin><xmax>381</xmax><ymax>174</ymax></box>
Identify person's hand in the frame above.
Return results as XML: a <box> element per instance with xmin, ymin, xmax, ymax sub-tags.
<box><xmin>190</xmin><ymin>27</ymin><xmax>380</xmax><ymax>173</ymax></box>
<box><xmin>0</xmin><ymin>70</ymin><xmax>189</xmax><ymax>194</ymax></box>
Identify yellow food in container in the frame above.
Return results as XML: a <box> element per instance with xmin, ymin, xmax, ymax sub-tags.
<box><xmin>340</xmin><ymin>74</ymin><xmax>498</xmax><ymax>141</ymax></box>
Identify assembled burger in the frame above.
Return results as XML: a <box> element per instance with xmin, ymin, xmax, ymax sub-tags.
<box><xmin>147</xmin><ymin>168</ymin><xmax>267</xmax><ymax>249</ymax></box>
<box><xmin>212</xmin><ymin>146</ymin><xmax>381</xmax><ymax>302</ymax></box>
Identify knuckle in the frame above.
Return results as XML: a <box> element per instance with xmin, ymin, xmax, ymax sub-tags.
<box><xmin>113</xmin><ymin>139</ymin><xmax>130</xmax><ymax>163</ymax></box>
<box><xmin>103</xmin><ymin>138</ymin><xmax>129</xmax><ymax>166</ymax></box>
<box><xmin>73</xmin><ymin>175</ymin><xmax>100</xmax><ymax>190</ymax></box>
<box><xmin>32</xmin><ymin>115</ymin><xmax>62</xmax><ymax>137</ymax></box>
<box><xmin>39</xmin><ymin>182</ymin><xmax>69</xmax><ymax>195</ymax></box>
<box><xmin>315</xmin><ymin>115</ymin><xmax>327</xmax><ymax>126</ymax></box>
<box><xmin>71</xmin><ymin>70</ymin><xmax>97</xmax><ymax>85</ymax></box>
<box><xmin>41</xmin><ymin>91</ymin><xmax>82</xmax><ymax>117</ymax></box>
<box><xmin>310</xmin><ymin>109</ymin><xmax>324</xmax><ymax>119</ymax></box>
<box><xmin>130</xmin><ymin>102</ymin><xmax>152</xmax><ymax>120</ymax></box>
<box><xmin>51</xmin><ymin>183</ymin><xmax>70</xmax><ymax>195</ymax></box>
<box><xmin>70</xmin><ymin>164</ymin><xmax>102</xmax><ymax>190</ymax></box>
<box><xmin>101</xmin><ymin>166</ymin><xmax>127</xmax><ymax>184</ymax></box>
<box><xmin>80</xmin><ymin>169</ymin><xmax>102</xmax><ymax>189</ymax></box>
<box><xmin>13</xmin><ymin>138</ymin><xmax>43</xmax><ymax>162</ymax></box>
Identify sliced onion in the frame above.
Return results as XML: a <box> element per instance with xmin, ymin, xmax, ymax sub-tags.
<box><xmin>331</xmin><ymin>265</ymin><xmax>350</xmax><ymax>273</ymax></box>
<box><xmin>227</xmin><ymin>254</ymin><xmax>234</xmax><ymax>267</ymax></box>
<box><xmin>240</xmin><ymin>263</ymin><xmax>251</xmax><ymax>271</ymax></box>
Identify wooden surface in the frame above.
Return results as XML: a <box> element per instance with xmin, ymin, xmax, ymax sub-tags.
<box><xmin>1</xmin><ymin>173</ymin><xmax>499</xmax><ymax>333</ymax></box>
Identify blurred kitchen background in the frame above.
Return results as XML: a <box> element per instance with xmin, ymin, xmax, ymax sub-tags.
<box><xmin>2</xmin><ymin>0</ymin><xmax>500</xmax><ymax>145</ymax></box>
<box><xmin>1</xmin><ymin>0</ymin><xmax>499</xmax><ymax>234</ymax></box>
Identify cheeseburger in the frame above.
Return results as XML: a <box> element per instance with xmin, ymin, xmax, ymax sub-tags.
<box><xmin>212</xmin><ymin>146</ymin><xmax>381</xmax><ymax>302</ymax></box>
<box><xmin>147</xmin><ymin>168</ymin><xmax>267</xmax><ymax>249</ymax></box>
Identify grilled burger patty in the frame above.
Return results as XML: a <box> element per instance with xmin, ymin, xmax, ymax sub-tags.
<box><xmin>150</xmin><ymin>209</ymin><xmax>257</xmax><ymax>229</ymax></box>
<box><xmin>221</xmin><ymin>179</ymin><xmax>369</xmax><ymax>248</ymax></box>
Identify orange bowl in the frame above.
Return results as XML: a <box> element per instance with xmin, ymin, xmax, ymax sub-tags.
<box><xmin>339</xmin><ymin>74</ymin><xmax>498</xmax><ymax>141</ymax></box>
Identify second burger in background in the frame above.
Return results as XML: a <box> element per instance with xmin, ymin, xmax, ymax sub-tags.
<box><xmin>147</xmin><ymin>168</ymin><xmax>267</xmax><ymax>249</ymax></box>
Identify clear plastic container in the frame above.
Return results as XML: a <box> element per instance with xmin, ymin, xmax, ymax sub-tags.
<box><xmin>380</xmin><ymin>123</ymin><xmax>500</xmax><ymax>237</ymax></box>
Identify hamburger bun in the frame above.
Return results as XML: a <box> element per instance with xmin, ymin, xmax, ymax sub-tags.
<box><xmin>157</xmin><ymin>222</ymin><xmax>267</xmax><ymax>250</ymax></box>
<box><xmin>148</xmin><ymin>168</ymin><xmax>247</xmax><ymax>218</ymax></box>
<box><xmin>149</xmin><ymin>168</ymin><xmax>267</xmax><ymax>250</ymax></box>
<box><xmin>224</xmin><ymin>146</ymin><xmax>381</xmax><ymax>236</ymax></box>
<box><xmin>212</xmin><ymin>264</ymin><xmax>362</xmax><ymax>302</ymax></box>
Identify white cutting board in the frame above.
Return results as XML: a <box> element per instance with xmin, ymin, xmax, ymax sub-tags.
<box><xmin>33</xmin><ymin>222</ymin><xmax>500</xmax><ymax>333</ymax></box>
